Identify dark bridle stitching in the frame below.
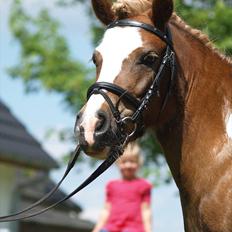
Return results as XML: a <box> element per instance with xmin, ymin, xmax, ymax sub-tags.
<box><xmin>0</xmin><ymin>19</ymin><xmax>176</xmax><ymax>222</ymax></box>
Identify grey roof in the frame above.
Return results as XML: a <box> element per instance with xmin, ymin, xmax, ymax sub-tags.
<box><xmin>19</xmin><ymin>174</ymin><xmax>94</xmax><ymax>231</ymax></box>
<box><xmin>0</xmin><ymin>99</ymin><xmax>58</xmax><ymax>170</ymax></box>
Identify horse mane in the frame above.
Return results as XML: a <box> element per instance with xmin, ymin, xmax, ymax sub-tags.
<box><xmin>170</xmin><ymin>14</ymin><xmax>232</xmax><ymax>65</ymax></box>
<box><xmin>112</xmin><ymin>0</ymin><xmax>232</xmax><ymax>65</ymax></box>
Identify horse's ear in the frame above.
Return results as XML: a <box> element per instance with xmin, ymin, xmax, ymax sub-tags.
<box><xmin>151</xmin><ymin>0</ymin><xmax>173</xmax><ymax>30</ymax></box>
<box><xmin>92</xmin><ymin>0</ymin><xmax>116</xmax><ymax>25</ymax></box>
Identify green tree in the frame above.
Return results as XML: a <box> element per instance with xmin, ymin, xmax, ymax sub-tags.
<box><xmin>9</xmin><ymin>1</ymin><xmax>92</xmax><ymax>111</ymax></box>
<box><xmin>176</xmin><ymin>0</ymin><xmax>232</xmax><ymax>54</ymax></box>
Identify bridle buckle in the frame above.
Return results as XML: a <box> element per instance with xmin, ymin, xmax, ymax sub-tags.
<box><xmin>120</xmin><ymin>116</ymin><xmax>138</xmax><ymax>139</ymax></box>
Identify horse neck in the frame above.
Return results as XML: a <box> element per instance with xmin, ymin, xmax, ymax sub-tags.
<box><xmin>156</xmin><ymin>17</ymin><xmax>232</xmax><ymax>194</ymax></box>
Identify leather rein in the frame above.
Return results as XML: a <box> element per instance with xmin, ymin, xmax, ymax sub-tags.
<box><xmin>0</xmin><ymin>19</ymin><xmax>175</xmax><ymax>222</ymax></box>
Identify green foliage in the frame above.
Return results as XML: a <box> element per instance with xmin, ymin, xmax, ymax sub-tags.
<box><xmin>9</xmin><ymin>0</ymin><xmax>92</xmax><ymax>111</ymax></box>
<box><xmin>176</xmin><ymin>0</ymin><xmax>232</xmax><ymax>55</ymax></box>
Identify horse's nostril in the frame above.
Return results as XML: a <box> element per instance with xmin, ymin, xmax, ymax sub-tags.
<box><xmin>96</xmin><ymin>112</ymin><xmax>106</xmax><ymax>131</ymax></box>
<box><xmin>76</xmin><ymin>112</ymin><xmax>81</xmax><ymax>121</ymax></box>
<box><xmin>95</xmin><ymin>110</ymin><xmax>110</xmax><ymax>135</ymax></box>
<box><xmin>74</xmin><ymin>112</ymin><xmax>82</xmax><ymax>134</ymax></box>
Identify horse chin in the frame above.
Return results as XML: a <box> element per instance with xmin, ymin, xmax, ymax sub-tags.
<box><xmin>83</xmin><ymin>146</ymin><xmax>110</xmax><ymax>160</ymax></box>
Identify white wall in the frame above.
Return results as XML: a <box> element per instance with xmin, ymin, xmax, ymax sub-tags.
<box><xmin>0</xmin><ymin>163</ymin><xmax>18</xmax><ymax>232</ymax></box>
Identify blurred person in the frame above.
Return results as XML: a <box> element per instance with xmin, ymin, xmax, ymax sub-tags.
<box><xmin>92</xmin><ymin>143</ymin><xmax>152</xmax><ymax>232</ymax></box>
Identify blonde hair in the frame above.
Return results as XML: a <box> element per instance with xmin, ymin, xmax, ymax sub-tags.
<box><xmin>112</xmin><ymin>0</ymin><xmax>152</xmax><ymax>18</ymax></box>
<box><xmin>118</xmin><ymin>142</ymin><xmax>144</xmax><ymax>166</ymax></box>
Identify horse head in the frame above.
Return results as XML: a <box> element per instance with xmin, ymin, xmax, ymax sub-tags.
<box><xmin>76</xmin><ymin>0</ymin><xmax>173</xmax><ymax>158</ymax></box>
<box><xmin>75</xmin><ymin>0</ymin><xmax>176</xmax><ymax>158</ymax></box>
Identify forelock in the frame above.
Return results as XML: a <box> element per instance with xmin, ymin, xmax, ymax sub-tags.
<box><xmin>112</xmin><ymin>0</ymin><xmax>152</xmax><ymax>18</ymax></box>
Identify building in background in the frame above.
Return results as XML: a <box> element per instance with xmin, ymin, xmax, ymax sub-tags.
<box><xmin>0</xmin><ymin>99</ymin><xmax>93</xmax><ymax>232</ymax></box>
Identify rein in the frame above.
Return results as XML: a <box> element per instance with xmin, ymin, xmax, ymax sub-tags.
<box><xmin>0</xmin><ymin>19</ymin><xmax>175</xmax><ymax>222</ymax></box>
<box><xmin>0</xmin><ymin>144</ymin><xmax>124</xmax><ymax>222</ymax></box>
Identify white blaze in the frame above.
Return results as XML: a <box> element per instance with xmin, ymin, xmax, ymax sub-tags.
<box><xmin>226</xmin><ymin>113</ymin><xmax>232</xmax><ymax>139</ymax></box>
<box><xmin>81</xmin><ymin>27</ymin><xmax>143</xmax><ymax>144</ymax></box>
<box><xmin>96</xmin><ymin>27</ymin><xmax>143</xmax><ymax>83</ymax></box>
<box><xmin>81</xmin><ymin>95</ymin><xmax>105</xmax><ymax>145</ymax></box>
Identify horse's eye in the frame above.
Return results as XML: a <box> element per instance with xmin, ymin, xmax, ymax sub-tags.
<box><xmin>92</xmin><ymin>54</ymin><xmax>97</xmax><ymax>66</ymax></box>
<box><xmin>139</xmin><ymin>52</ymin><xmax>158</xmax><ymax>68</ymax></box>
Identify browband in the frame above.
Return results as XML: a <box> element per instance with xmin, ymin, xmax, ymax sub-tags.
<box><xmin>107</xmin><ymin>19</ymin><xmax>173</xmax><ymax>49</ymax></box>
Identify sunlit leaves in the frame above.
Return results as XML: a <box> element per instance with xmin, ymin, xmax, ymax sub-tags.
<box><xmin>176</xmin><ymin>0</ymin><xmax>232</xmax><ymax>55</ymax></box>
<box><xmin>8</xmin><ymin>1</ymin><xmax>92</xmax><ymax>111</ymax></box>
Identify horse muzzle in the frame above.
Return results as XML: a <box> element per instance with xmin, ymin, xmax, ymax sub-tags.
<box><xmin>75</xmin><ymin>109</ymin><xmax>120</xmax><ymax>158</ymax></box>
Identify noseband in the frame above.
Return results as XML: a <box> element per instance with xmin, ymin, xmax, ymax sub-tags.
<box><xmin>87</xmin><ymin>19</ymin><xmax>176</xmax><ymax>140</ymax></box>
<box><xmin>0</xmin><ymin>19</ymin><xmax>176</xmax><ymax>222</ymax></box>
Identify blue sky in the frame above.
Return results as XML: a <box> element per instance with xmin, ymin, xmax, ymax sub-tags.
<box><xmin>0</xmin><ymin>1</ymin><xmax>184</xmax><ymax>231</ymax></box>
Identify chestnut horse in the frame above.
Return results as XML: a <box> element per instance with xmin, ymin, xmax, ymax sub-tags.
<box><xmin>75</xmin><ymin>0</ymin><xmax>232</xmax><ymax>231</ymax></box>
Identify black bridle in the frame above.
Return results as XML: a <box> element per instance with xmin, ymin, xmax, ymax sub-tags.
<box><xmin>0</xmin><ymin>19</ymin><xmax>175</xmax><ymax>222</ymax></box>
<box><xmin>87</xmin><ymin>19</ymin><xmax>176</xmax><ymax>140</ymax></box>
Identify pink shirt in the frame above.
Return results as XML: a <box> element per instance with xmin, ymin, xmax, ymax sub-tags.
<box><xmin>103</xmin><ymin>178</ymin><xmax>152</xmax><ymax>232</ymax></box>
